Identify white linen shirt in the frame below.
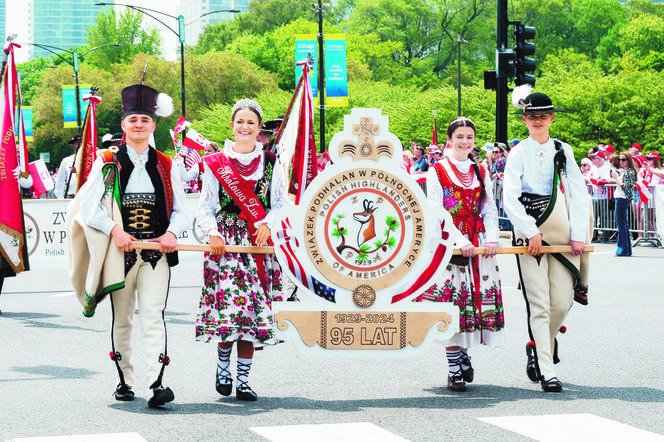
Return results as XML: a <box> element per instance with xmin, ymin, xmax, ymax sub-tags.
<box><xmin>503</xmin><ymin>136</ymin><xmax>589</xmax><ymax>242</ymax></box>
<box><xmin>79</xmin><ymin>144</ymin><xmax>189</xmax><ymax>238</ymax></box>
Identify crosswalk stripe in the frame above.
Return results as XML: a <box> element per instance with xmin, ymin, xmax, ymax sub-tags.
<box><xmin>251</xmin><ymin>422</ymin><xmax>411</xmax><ymax>442</ymax></box>
<box><xmin>9</xmin><ymin>433</ymin><xmax>148</xmax><ymax>442</ymax></box>
<box><xmin>478</xmin><ymin>413</ymin><xmax>664</xmax><ymax>441</ymax></box>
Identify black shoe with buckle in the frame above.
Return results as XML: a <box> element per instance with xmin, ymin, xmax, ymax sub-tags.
<box><xmin>460</xmin><ymin>354</ymin><xmax>474</xmax><ymax>383</ymax></box>
<box><xmin>541</xmin><ymin>377</ymin><xmax>563</xmax><ymax>392</ymax></box>
<box><xmin>114</xmin><ymin>383</ymin><xmax>135</xmax><ymax>401</ymax></box>
<box><xmin>526</xmin><ymin>342</ymin><xmax>539</xmax><ymax>382</ymax></box>
<box><xmin>148</xmin><ymin>386</ymin><xmax>174</xmax><ymax>408</ymax></box>
<box><xmin>447</xmin><ymin>371</ymin><xmax>467</xmax><ymax>392</ymax></box>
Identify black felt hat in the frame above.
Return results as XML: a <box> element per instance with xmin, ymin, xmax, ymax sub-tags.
<box><xmin>513</xmin><ymin>92</ymin><xmax>566</xmax><ymax>115</ymax></box>
<box><xmin>121</xmin><ymin>84</ymin><xmax>173</xmax><ymax>118</ymax></box>
<box><xmin>263</xmin><ymin>115</ymin><xmax>284</xmax><ymax>130</ymax></box>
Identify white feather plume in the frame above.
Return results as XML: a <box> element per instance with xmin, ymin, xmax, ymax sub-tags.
<box><xmin>511</xmin><ymin>84</ymin><xmax>533</xmax><ymax>108</ymax></box>
<box><xmin>154</xmin><ymin>93</ymin><xmax>174</xmax><ymax>117</ymax></box>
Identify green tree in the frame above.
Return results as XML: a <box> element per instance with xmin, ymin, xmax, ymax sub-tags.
<box><xmin>84</xmin><ymin>8</ymin><xmax>162</xmax><ymax>69</ymax></box>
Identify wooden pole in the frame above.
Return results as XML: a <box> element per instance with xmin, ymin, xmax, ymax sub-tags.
<box><xmin>130</xmin><ymin>241</ymin><xmax>593</xmax><ymax>255</ymax></box>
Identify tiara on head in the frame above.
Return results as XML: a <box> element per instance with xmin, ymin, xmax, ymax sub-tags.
<box><xmin>231</xmin><ymin>98</ymin><xmax>263</xmax><ymax>120</ymax></box>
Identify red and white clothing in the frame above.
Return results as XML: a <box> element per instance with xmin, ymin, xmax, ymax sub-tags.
<box><xmin>416</xmin><ymin>157</ymin><xmax>504</xmax><ymax>348</ymax></box>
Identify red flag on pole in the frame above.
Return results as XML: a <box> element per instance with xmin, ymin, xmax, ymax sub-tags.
<box><xmin>288</xmin><ymin>59</ymin><xmax>318</xmax><ymax>204</ymax></box>
<box><xmin>0</xmin><ymin>39</ymin><xmax>28</xmax><ymax>273</ymax></box>
<box><xmin>74</xmin><ymin>89</ymin><xmax>101</xmax><ymax>192</ymax></box>
<box><xmin>431</xmin><ymin>111</ymin><xmax>438</xmax><ymax>147</ymax></box>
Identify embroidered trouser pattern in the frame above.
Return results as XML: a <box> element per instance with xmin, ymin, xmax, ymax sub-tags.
<box><xmin>516</xmin><ymin>252</ymin><xmax>573</xmax><ymax>380</ymax></box>
<box><xmin>110</xmin><ymin>253</ymin><xmax>170</xmax><ymax>389</ymax></box>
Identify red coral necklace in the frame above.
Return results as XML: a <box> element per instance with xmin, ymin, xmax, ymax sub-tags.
<box><xmin>229</xmin><ymin>155</ymin><xmax>261</xmax><ymax>176</ymax></box>
<box><xmin>447</xmin><ymin>158</ymin><xmax>475</xmax><ymax>187</ymax></box>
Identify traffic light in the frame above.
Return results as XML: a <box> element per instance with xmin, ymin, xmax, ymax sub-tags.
<box><xmin>513</xmin><ymin>23</ymin><xmax>536</xmax><ymax>86</ymax></box>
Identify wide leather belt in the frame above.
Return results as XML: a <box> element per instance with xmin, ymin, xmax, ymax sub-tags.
<box><xmin>122</xmin><ymin>193</ymin><xmax>157</xmax><ymax>240</ymax></box>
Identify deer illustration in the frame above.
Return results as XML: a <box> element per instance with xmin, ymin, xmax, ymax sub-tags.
<box><xmin>353</xmin><ymin>199</ymin><xmax>377</xmax><ymax>246</ymax></box>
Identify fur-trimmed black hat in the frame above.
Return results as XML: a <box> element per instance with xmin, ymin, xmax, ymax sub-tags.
<box><xmin>121</xmin><ymin>84</ymin><xmax>173</xmax><ymax>118</ymax></box>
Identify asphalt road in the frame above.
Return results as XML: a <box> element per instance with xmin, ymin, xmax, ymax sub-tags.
<box><xmin>1</xmin><ymin>242</ymin><xmax>663</xmax><ymax>441</ymax></box>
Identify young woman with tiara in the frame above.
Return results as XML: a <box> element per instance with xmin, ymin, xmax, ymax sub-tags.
<box><xmin>195</xmin><ymin>98</ymin><xmax>289</xmax><ymax>401</ymax></box>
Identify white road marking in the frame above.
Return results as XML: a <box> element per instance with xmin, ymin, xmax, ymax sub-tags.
<box><xmin>478</xmin><ymin>413</ymin><xmax>664</xmax><ymax>441</ymax></box>
<box><xmin>251</xmin><ymin>422</ymin><xmax>411</xmax><ymax>442</ymax></box>
<box><xmin>48</xmin><ymin>292</ymin><xmax>75</xmax><ymax>298</ymax></box>
<box><xmin>9</xmin><ymin>433</ymin><xmax>148</xmax><ymax>442</ymax></box>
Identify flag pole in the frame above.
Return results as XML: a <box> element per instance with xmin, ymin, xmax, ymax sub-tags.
<box><xmin>130</xmin><ymin>241</ymin><xmax>593</xmax><ymax>256</ymax></box>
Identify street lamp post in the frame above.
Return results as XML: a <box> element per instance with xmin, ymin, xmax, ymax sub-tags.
<box><xmin>95</xmin><ymin>2</ymin><xmax>240</xmax><ymax>118</ymax></box>
<box><xmin>23</xmin><ymin>43</ymin><xmax>121</xmax><ymax>132</ymax></box>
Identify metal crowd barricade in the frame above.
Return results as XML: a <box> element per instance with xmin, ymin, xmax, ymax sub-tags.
<box><xmin>589</xmin><ymin>183</ymin><xmax>661</xmax><ymax>246</ymax></box>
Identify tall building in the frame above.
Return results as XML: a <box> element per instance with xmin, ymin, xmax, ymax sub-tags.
<box><xmin>0</xmin><ymin>0</ymin><xmax>6</xmax><ymax>45</ymax></box>
<box><xmin>32</xmin><ymin>0</ymin><xmax>108</xmax><ymax>59</ymax></box>
<box><xmin>177</xmin><ymin>0</ymin><xmax>249</xmax><ymax>47</ymax></box>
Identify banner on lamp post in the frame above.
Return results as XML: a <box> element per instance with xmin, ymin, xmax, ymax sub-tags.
<box><xmin>324</xmin><ymin>34</ymin><xmax>348</xmax><ymax>108</ymax></box>
<box><xmin>62</xmin><ymin>84</ymin><xmax>90</xmax><ymax>128</ymax></box>
<box><xmin>295</xmin><ymin>34</ymin><xmax>318</xmax><ymax>99</ymax></box>
<box><xmin>17</xmin><ymin>106</ymin><xmax>33</xmax><ymax>142</ymax></box>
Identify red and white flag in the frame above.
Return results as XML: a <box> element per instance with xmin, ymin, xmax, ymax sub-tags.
<box><xmin>279</xmin><ymin>59</ymin><xmax>318</xmax><ymax>204</ymax></box>
<box><xmin>182</xmin><ymin>127</ymin><xmax>210</xmax><ymax>151</ymax></box>
<box><xmin>635</xmin><ymin>180</ymin><xmax>652</xmax><ymax>204</ymax></box>
<box><xmin>73</xmin><ymin>91</ymin><xmax>102</xmax><ymax>192</ymax></box>
<box><xmin>0</xmin><ymin>40</ymin><xmax>28</xmax><ymax>273</ymax></box>
<box><xmin>28</xmin><ymin>159</ymin><xmax>54</xmax><ymax>198</ymax></box>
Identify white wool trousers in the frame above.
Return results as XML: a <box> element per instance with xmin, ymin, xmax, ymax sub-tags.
<box><xmin>110</xmin><ymin>253</ymin><xmax>170</xmax><ymax>389</ymax></box>
<box><xmin>516</xmin><ymin>252</ymin><xmax>574</xmax><ymax>381</ymax></box>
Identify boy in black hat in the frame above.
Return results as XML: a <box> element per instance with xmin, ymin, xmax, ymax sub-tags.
<box><xmin>502</xmin><ymin>86</ymin><xmax>591</xmax><ymax>393</ymax></box>
<box><xmin>72</xmin><ymin>83</ymin><xmax>188</xmax><ymax>407</ymax></box>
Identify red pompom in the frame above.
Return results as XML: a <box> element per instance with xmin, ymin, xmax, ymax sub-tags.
<box><xmin>559</xmin><ymin>325</ymin><xmax>567</xmax><ymax>333</ymax></box>
<box><xmin>160</xmin><ymin>354</ymin><xmax>171</xmax><ymax>366</ymax></box>
<box><xmin>527</xmin><ymin>341</ymin><xmax>536</xmax><ymax>347</ymax></box>
<box><xmin>109</xmin><ymin>351</ymin><xmax>117</xmax><ymax>361</ymax></box>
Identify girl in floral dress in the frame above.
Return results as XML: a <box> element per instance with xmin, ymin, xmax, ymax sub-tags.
<box><xmin>195</xmin><ymin>98</ymin><xmax>289</xmax><ymax>401</ymax></box>
<box><xmin>416</xmin><ymin>116</ymin><xmax>504</xmax><ymax>392</ymax></box>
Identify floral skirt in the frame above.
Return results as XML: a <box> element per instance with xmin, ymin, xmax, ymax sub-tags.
<box><xmin>195</xmin><ymin>213</ymin><xmax>283</xmax><ymax>345</ymax></box>
<box><xmin>415</xmin><ymin>238</ymin><xmax>504</xmax><ymax>348</ymax></box>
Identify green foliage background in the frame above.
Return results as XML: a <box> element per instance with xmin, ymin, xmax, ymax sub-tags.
<box><xmin>17</xmin><ymin>0</ymin><xmax>664</xmax><ymax>169</ymax></box>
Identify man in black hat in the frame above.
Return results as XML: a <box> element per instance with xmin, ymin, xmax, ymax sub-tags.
<box><xmin>503</xmin><ymin>86</ymin><xmax>591</xmax><ymax>393</ymax></box>
<box><xmin>262</xmin><ymin>115</ymin><xmax>283</xmax><ymax>153</ymax></box>
<box><xmin>54</xmin><ymin>134</ymin><xmax>81</xmax><ymax>198</ymax></box>
<box><xmin>73</xmin><ymin>83</ymin><xmax>188</xmax><ymax>407</ymax></box>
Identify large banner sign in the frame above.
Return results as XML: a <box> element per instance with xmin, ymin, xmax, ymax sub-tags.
<box><xmin>62</xmin><ymin>84</ymin><xmax>90</xmax><ymax>128</ymax></box>
<box><xmin>272</xmin><ymin>108</ymin><xmax>457</xmax><ymax>357</ymax></box>
<box><xmin>295</xmin><ymin>35</ymin><xmax>319</xmax><ymax>98</ymax></box>
<box><xmin>295</xmin><ymin>34</ymin><xmax>348</xmax><ymax>107</ymax></box>
<box><xmin>21</xmin><ymin>195</ymin><xmax>204</xmax><ymax>270</ymax></box>
<box><xmin>324</xmin><ymin>34</ymin><xmax>348</xmax><ymax>107</ymax></box>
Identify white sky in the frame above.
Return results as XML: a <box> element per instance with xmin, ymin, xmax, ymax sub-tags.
<box><xmin>6</xmin><ymin>1</ymin><xmax>180</xmax><ymax>63</ymax></box>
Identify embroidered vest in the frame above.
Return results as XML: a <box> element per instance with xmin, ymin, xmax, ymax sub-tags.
<box><xmin>102</xmin><ymin>146</ymin><xmax>178</xmax><ymax>266</ymax></box>
<box><xmin>433</xmin><ymin>160</ymin><xmax>486</xmax><ymax>235</ymax></box>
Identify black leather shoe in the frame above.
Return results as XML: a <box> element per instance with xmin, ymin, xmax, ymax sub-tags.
<box><xmin>114</xmin><ymin>383</ymin><xmax>135</xmax><ymax>401</ymax></box>
<box><xmin>447</xmin><ymin>372</ymin><xmax>467</xmax><ymax>392</ymax></box>
<box><xmin>526</xmin><ymin>342</ymin><xmax>539</xmax><ymax>382</ymax></box>
<box><xmin>460</xmin><ymin>354</ymin><xmax>474</xmax><ymax>383</ymax></box>
<box><xmin>236</xmin><ymin>385</ymin><xmax>258</xmax><ymax>401</ymax></box>
<box><xmin>148</xmin><ymin>386</ymin><xmax>174</xmax><ymax>408</ymax></box>
<box><xmin>216</xmin><ymin>376</ymin><xmax>232</xmax><ymax>396</ymax></box>
<box><xmin>541</xmin><ymin>377</ymin><xmax>563</xmax><ymax>392</ymax></box>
